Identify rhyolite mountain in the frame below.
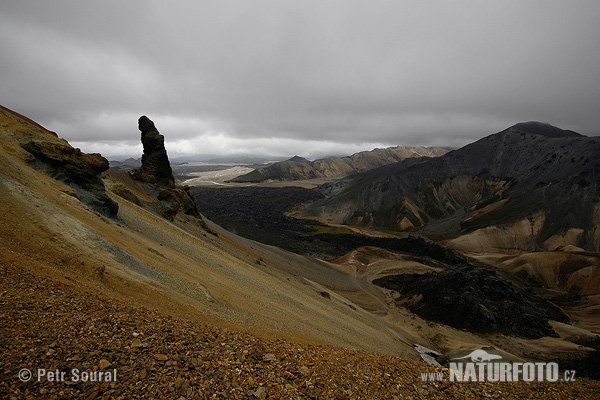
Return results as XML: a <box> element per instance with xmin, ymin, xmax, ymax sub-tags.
<box><xmin>228</xmin><ymin>146</ymin><xmax>449</xmax><ymax>182</ymax></box>
<box><xmin>302</xmin><ymin>122</ymin><xmax>600</xmax><ymax>251</ymax></box>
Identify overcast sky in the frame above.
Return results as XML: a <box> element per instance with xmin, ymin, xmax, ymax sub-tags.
<box><xmin>1</xmin><ymin>1</ymin><xmax>599</xmax><ymax>160</ymax></box>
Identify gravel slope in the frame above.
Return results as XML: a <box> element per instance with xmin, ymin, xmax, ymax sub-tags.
<box><xmin>3</xmin><ymin>262</ymin><xmax>599</xmax><ymax>400</ymax></box>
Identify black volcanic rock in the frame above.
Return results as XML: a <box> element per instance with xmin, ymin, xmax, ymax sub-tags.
<box><xmin>373</xmin><ymin>265</ymin><xmax>568</xmax><ymax>338</ymax></box>
<box><xmin>130</xmin><ymin>116</ymin><xmax>175</xmax><ymax>189</ymax></box>
<box><xmin>125</xmin><ymin>116</ymin><xmax>210</xmax><ymax>224</ymax></box>
<box><xmin>21</xmin><ymin>140</ymin><xmax>118</xmax><ymax>217</ymax></box>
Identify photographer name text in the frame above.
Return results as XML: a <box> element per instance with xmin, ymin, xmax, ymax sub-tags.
<box><xmin>19</xmin><ymin>368</ymin><xmax>117</xmax><ymax>383</ymax></box>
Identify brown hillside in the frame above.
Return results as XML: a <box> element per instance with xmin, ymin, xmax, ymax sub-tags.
<box><xmin>2</xmin><ymin>106</ymin><xmax>599</xmax><ymax>398</ymax></box>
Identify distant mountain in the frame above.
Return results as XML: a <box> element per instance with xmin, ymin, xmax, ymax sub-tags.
<box><xmin>203</xmin><ymin>155</ymin><xmax>280</xmax><ymax>164</ymax></box>
<box><xmin>109</xmin><ymin>157</ymin><xmax>141</xmax><ymax>171</ymax></box>
<box><xmin>302</xmin><ymin>122</ymin><xmax>600</xmax><ymax>252</ymax></box>
<box><xmin>165</xmin><ymin>155</ymin><xmax>286</xmax><ymax>164</ymax></box>
<box><xmin>287</xmin><ymin>155</ymin><xmax>310</xmax><ymax>163</ymax></box>
<box><xmin>227</xmin><ymin>146</ymin><xmax>449</xmax><ymax>182</ymax></box>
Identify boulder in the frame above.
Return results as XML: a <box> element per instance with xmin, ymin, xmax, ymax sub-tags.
<box><xmin>157</xmin><ymin>186</ymin><xmax>201</xmax><ymax>220</ymax></box>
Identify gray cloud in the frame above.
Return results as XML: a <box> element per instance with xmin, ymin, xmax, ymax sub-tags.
<box><xmin>1</xmin><ymin>0</ymin><xmax>599</xmax><ymax>159</ymax></box>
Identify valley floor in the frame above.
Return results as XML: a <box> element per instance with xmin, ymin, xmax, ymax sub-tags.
<box><xmin>2</xmin><ymin>259</ymin><xmax>600</xmax><ymax>399</ymax></box>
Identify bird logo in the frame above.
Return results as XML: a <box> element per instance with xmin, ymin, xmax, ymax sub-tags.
<box><xmin>451</xmin><ymin>349</ymin><xmax>503</xmax><ymax>363</ymax></box>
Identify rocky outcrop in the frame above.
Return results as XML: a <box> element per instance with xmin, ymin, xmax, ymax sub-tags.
<box><xmin>374</xmin><ymin>265</ymin><xmax>569</xmax><ymax>338</ymax></box>
<box><xmin>127</xmin><ymin>116</ymin><xmax>205</xmax><ymax>223</ymax></box>
<box><xmin>157</xmin><ymin>185</ymin><xmax>201</xmax><ymax>221</ymax></box>
<box><xmin>130</xmin><ymin>116</ymin><xmax>175</xmax><ymax>189</ymax></box>
<box><xmin>21</xmin><ymin>139</ymin><xmax>118</xmax><ymax>217</ymax></box>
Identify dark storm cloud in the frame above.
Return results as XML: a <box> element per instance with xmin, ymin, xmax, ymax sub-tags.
<box><xmin>1</xmin><ymin>1</ymin><xmax>599</xmax><ymax>159</ymax></box>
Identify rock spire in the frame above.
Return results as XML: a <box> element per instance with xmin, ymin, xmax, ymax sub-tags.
<box><xmin>131</xmin><ymin>116</ymin><xmax>175</xmax><ymax>189</ymax></box>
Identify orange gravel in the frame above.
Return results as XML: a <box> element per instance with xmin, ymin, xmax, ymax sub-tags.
<box><xmin>1</xmin><ymin>262</ymin><xmax>599</xmax><ymax>400</ymax></box>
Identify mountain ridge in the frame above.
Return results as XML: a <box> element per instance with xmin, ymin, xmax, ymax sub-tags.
<box><xmin>228</xmin><ymin>145</ymin><xmax>449</xmax><ymax>182</ymax></box>
<box><xmin>301</xmin><ymin>122</ymin><xmax>600</xmax><ymax>252</ymax></box>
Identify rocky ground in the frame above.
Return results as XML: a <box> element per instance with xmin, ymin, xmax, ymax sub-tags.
<box><xmin>2</xmin><ymin>262</ymin><xmax>600</xmax><ymax>399</ymax></box>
